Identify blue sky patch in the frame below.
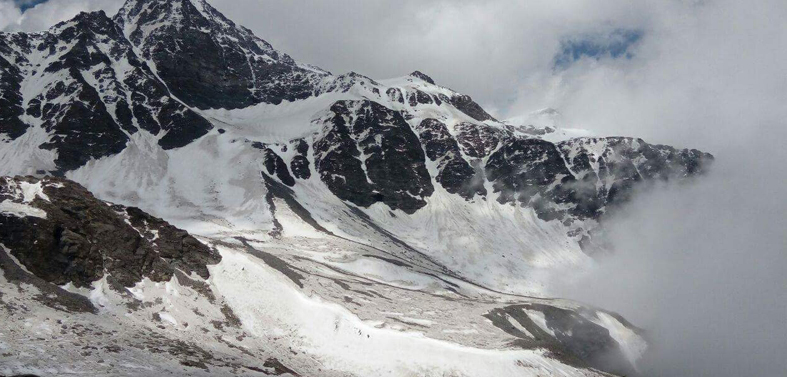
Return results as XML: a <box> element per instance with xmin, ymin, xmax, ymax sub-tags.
<box><xmin>15</xmin><ymin>0</ymin><xmax>49</xmax><ymax>12</ymax></box>
<box><xmin>553</xmin><ymin>29</ymin><xmax>643</xmax><ymax>70</ymax></box>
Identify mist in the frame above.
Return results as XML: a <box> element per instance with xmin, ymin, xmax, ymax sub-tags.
<box><xmin>554</xmin><ymin>146</ymin><xmax>787</xmax><ymax>375</ymax></box>
<box><xmin>549</xmin><ymin>0</ymin><xmax>787</xmax><ymax>374</ymax></box>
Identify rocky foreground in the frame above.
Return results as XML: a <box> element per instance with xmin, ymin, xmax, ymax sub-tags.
<box><xmin>1</xmin><ymin>176</ymin><xmax>646</xmax><ymax>376</ymax></box>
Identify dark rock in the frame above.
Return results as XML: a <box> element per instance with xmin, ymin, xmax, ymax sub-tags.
<box><xmin>322</xmin><ymin>72</ymin><xmax>380</xmax><ymax>94</ymax></box>
<box><xmin>262</xmin><ymin>358</ymin><xmax>301</xmax><ymax>376</ymax></box>
<box><xmin>124</xmin><ymin>206</ymin><xmax>217</xmax><ymax>280</ymax></box>
<box><xmin>115</xmin><ymin>0</ymin><xmax>327</xmax><ymax>110</ymax></box>
<box><xmin>409</xmin><ymin>70</ymin><xmax>435</xmax><ymax>84</ymax></box>
<box><xmin>449</xmin><ymin>94</ymin><xmax>496</xmax><ymax>122</ymax></box>
<box><xmin>455</xmin><ymin>122</ymin><xmax>507</xmax><ymax>159</ymax></box>
<box><xmin>558</xmin><ymin>137</ymin><xmax>714</xmax><ymax>214</ymax></box>
<box><xmin>407</xmin><ymin>89</ymin><xmax>433</xmax><ymax>107</ymax></box>
<box><xmin>506</xmin><ymin>124</ymin><xmax>555</xmax><ymax>136</ymax></box>
<box><xmin>386</xmin><ymin>88</ymin><xmax>404</xmax><ymax>104</ymax></box>
<box><xmin>314</xmin><ymin>100</ymin><xmax>434</xmax><ymax>214</ymax></box>
<box><xmin>290</xmin><ymin>139</ymin><xmax>311</xmax><ymax>180</ymax></box>
<box><xmin>1</xmin><ymin>10</ymin><xmax>213</xmax><ymax>172</ymax></box>
<box><xmin>0</xmin><ymin>176</ymin><xmax>220</xmax><ymax>288</ymax></box>
<box><xmin>415</xmin><ymin>119</ymin><xmax>485</xmax><ymax>198</ymax></box>
<box><xmin>0</xmin><ymin>37</ymin><xmax>29</xmax><ymax>140</ymax></box>
<box><xmin>482</xmin><ymin>135</ymin><xmax>713</xmax><ymax>222</ymax></box>
<box><xmin>0</xmin><ymin>245</ymin><xmax>97</xmax><ymax>314</ymax></box>
<box><xmin>0</xmin><ymin>0</ymin><xmax>715</xmax><ymax>250</ymax></box>
<box><xmin>262</xmin><ymin>147</ymin><xmax>296</xmax><ymax>187</ymax></box>
<box><xmin>485</xmin><ymin>304</ymin><xmax>639</xmax><ymax>376</ymax></box>
<box><xmin>38</xmin><ymin>72</ymin><xmax>130</xmax><ymax>172</ymax></box>
<box><xmin>432</xmin><ymin>95</ymin><xmax>442</xmax><ymax>106</ymax></box>
<box><xmin>486</xmin><ymin>138</ymin><xmax>578</xmax><ymax>220</ymax></box>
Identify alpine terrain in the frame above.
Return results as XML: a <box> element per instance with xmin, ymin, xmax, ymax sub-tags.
<box><xmin>0</xmin><ymin>1</ymin><xmax>713</xmax><ymax>376</ymax></box>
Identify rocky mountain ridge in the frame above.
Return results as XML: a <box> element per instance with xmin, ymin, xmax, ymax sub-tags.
<box><xmin>0</xmin><ymin>0</ymin><xmax>712</xmax><ymax>231</ymax></box>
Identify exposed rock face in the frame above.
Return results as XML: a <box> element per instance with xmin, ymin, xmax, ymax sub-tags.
<box><xmin>455</xmin><ymin>122</ymin><xmax>508</xmax><ymax>159</ymax></box>
<box><xmin>0</xmin><ymin>10</ymin><xmax>213</xmax><ymax>172</ymax></box>
<box><xmin>0</xmin><ymin>2</ymin><xmax>717</xmax><ymax>376</ymax></box>
<box><xmin>560</xmin><ymin>137</ymin><xmax>713</xmax><ymax>217</ymax></box>
<box><xmin>314</xmin><ymin>100</ymin><xmax>434</xmax><ymax>214</ymax></box>
<box><xmin>449</xmin><ymin>94</ymin><xmax>497</xmax><ymax>122</ymax></box>
<box><xmin>290</xmin><ymin>139</ymin><xmax>312</xmax><ymax>180</ymax></box>
<box><xmin>485</xmin><ymin>304</ymin><xmax>643</xmax><ymax>376</ymax></box>
<box><xmin>409</xmin><ymin>70</ymin><xmax>435</xmax><ymax>85</ymax></box>
<box><xmin>0</xmin><ymin>176</ymin><xmax>220</xmax><ymax>288</ymax></box>
<box><xmin>416</xmin><ymin>119</ymin><xmax>485</xmax><ymax>199</ymax></box>
<box><xmin>262</xmin><ymin>145</ymin><xmax>296</xmax><ymax>187</ymax></box>
<box><xmin>0</xmin><ymin>37</ymin><xmax>27</xmax><ymax>140</ymax></box>
<box><xmin>245</xmin><ymin>99</ymin><xmax>710</xmax><ymax>227</ymax></box>
<box><xmin>486</xmin><ymin>136</ymin><xmax>714</xmax><ymax>222</ymax></box>
<box><xmin>486</xmin><ymin>138</ymin><xmax>581</xmax><ymax>221</ymax></box>
<box><xmin>0</xmin><ymin>0</ymin><xmax>713</xmax><ymax>225</ymax></box>
<box><xmin>0</xmin><ymin>0</ymin><xmax>714</xmax><ymax>239</ymax></box>
<box><xmin>115</xmin><ymin>0</ymin><xmax>328</xmax><ymax>110</ymax></box>
<box><xmin>408</xmin><ymin>89</ymin><xmax>434</xmax><ymax>107</ymax></box>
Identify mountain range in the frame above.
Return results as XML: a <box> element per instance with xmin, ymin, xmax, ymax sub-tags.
<box><xmin>0</xmin><ymin>1</ymin><xmax>713</xmax><ymax>376</ymax></box>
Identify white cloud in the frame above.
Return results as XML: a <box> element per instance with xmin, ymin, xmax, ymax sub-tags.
<box><xmin>536</xmin><ymin>2</ymin><xmax>787</xmax><ymax>376</ymax></box>
<box><xmin>509</xmin><ymin>0</ymin><xmax>787</xmax><ymax>151</ymax></box>
<box><xmin>2</xmin><ymin>0</ymin><xmax>121</xmax><ymax>32</ymax></box>
<box><xmin>0</xmin><ymin>1</ymin><xmax>23</xmax><ymax>31</ymax></box>
<box><xmin>205</xmin><ymin>0</ymin><xmax>652</xmax><ymax>116</ymax></box>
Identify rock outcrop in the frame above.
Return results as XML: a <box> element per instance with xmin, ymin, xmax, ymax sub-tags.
<box><xmin>0</xmin><ymin>176</ymin><xmax>220</xmax><ymax>288</ymax></box>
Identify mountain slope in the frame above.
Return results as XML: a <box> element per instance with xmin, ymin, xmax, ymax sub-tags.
<box><xmin>1</xmin><ymin>176</ymin><xmax>643</xmax><ymax>376</ymax></box>
<box><xmin>0</xmin><ymin>10</ymin><xmax>213</xmax><ymax>173</ymax></box>
<box><xmin>0</xmin><ymin>0</ymin><xmax>713</xmax><ymax>376</ymax></box>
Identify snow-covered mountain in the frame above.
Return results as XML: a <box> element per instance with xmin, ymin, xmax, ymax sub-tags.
<box><xmin>0</xmin><ymin>0</ymin><xmax>713</xmax><ymax>376</ymax></box>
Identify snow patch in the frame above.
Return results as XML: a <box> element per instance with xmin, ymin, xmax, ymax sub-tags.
<box><xmin>0</xmin><ymin>201</ymin><xmax>46</xmax><ymax>219</ymax></box>
<box><xmin>593</xmin><ymin>312</ymin><xmax>647</xmax><ymax>367</ymax></box>
<box><xmin>524</xmin><ymin>309</ymin><xmax>555</xmax><ymax>337</ymax></box>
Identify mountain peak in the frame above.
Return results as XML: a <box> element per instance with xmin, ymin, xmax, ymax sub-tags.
<box><xmin>409</xmin><ymin>70</ymin><xmax>436</xmax><ymax>85</ymax></box>
<box><xmin>114</xmin><ymin>0</ymin><xmax>328</xmax><ymax>109</ymax></box>
<box><xmin>49</xmin><ymin>10</ymin><xmax>114</xmax><ymax>35</ymax></box>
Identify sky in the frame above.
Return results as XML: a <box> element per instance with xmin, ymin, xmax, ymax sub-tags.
<box><xmin>2</xmin><ymin>0</ymin><xmax>787</xmax><ymax>376</ymax></box>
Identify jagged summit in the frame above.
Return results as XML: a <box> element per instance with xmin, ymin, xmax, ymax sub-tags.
<box><xmin>409</xmin><ymin>70</ymin><xmax>436</xmax><ymax>84</ymax></box>
<box><xmin>52</xmin><ymin>10</ymin><xmax>115</xmax><ymax>31</ymax></box>
<box><xmin>115</xmin><ymin>0</ymin><xmax>328</xmax><ymax>109</ymax></box>
<box><xmin>0</xmin><ymin>6</ymin><xmax>212</xmax><ymax>172</ymax></box>
<box><xmin>0</xmin><ymin>0</ymin><xmax>712</xmax><ymax>221</ymax></box>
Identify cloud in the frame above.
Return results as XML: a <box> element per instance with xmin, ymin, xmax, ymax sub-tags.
<box><xmin>539</xmin><ymin>1</ymin><xmax>787</xmax><ymax>374</ymax></box>
<box><xmin>1</xmin><ymin>0</ymin><xmax>121</xmax><ymax>32</ymax></box>
<box><xmin>507</xmin><ymin>0</ymin><xmax>787</xmax><ymax>149</ymax></box>
<box><xmin>0</xmin><ymin>1</ymin><xmax>23</xmax><ymax>31</ymax></box>
<box><xmin>555</xmin><ymin>157</ymin><xmax>787</xmax><ymax>376</ymax></box>
<box><xmin>202</xmin><ymin>0</ymin><xmax>652</xmax><ymax>115</ymax></box>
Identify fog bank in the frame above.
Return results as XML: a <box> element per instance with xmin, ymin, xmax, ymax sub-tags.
<box><xmin>556</xmin><ymin>143</ymin><xmax>787</xmax><ymax>375</ymax></box>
